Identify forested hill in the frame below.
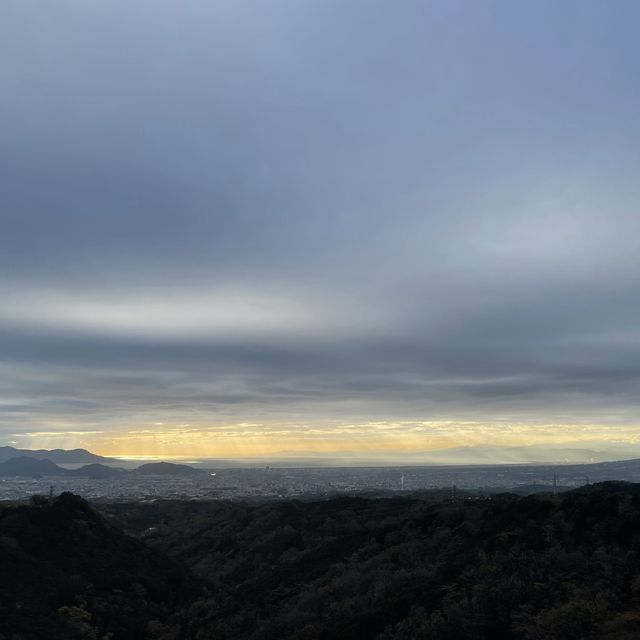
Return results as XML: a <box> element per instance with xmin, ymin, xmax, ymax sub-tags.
<box><xmin>4</xmin><ymin>485</ymin><xmax>640</xmax><ymax>639</ymax></box>
<box><xmin>100</xmin><ymin>483</ymin><xmax>640</xmax><ymax>640</ymax></box>
<box><xmin>0</xmin><ymin>493</ymin><xmax>196</xmax><ymax>640</ymax></box>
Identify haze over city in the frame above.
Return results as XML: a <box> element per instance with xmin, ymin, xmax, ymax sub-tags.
<box><xmin>2</xmin><ymin>1</ymin><xmax>640</xmax><ymax>463</ymax></box>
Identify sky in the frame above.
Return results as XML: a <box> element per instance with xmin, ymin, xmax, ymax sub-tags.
<box><xmin>1</xmin><ymin>0</ymin><xmax>640</xmax><ymax>462</ymax></box>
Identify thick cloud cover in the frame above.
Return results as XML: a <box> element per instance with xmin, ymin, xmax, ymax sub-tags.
<box><xmin>1</xmin><ymin>1</ymin><xmax>640</xmax><ymax>456</ymax></box>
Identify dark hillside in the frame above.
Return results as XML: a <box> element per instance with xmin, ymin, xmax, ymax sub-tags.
<box><xmin>5</xmin><ymin>487</ymin><xmax>640</xmax><ymax>639</ymax></box>
<box><xmin>0</xmin><ymin>493</ymin><xmax>197</xmax><ymax>640</ymax></box>
<box><xmin>102</xmin><ymin>485</ymin><xmax>640</xmax><ymax>640</ymax></box>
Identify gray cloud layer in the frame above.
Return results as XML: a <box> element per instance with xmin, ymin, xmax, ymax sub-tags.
<box><xmin>1</xmin><ymin>1</ymin><xmax>640</xmax><ymax>448</ymax></box>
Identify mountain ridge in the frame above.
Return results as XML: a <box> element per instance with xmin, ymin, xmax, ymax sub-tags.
<box><xmin>0</xmin><ymin>457</ymin><xmax>200</xmax><ymax>478</ymax></box>
<box><xmin>0</xmin><ymin>446</ymin><xmax>117</xmax><ymax>464</ymax></box>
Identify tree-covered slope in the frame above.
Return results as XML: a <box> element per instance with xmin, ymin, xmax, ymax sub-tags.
<box><xmin>103</xmin><ymin>486</ymin><xmax>640</xmax><ymax>640</ymax></box>
<box><xmin>5</xmin><ymin>486</ymin><xmax>640</xmax><ymax>639</ymax></box>
<box><xmin>0</xmin><ymin>493</ymin><xmax>196</xmax><ymax>640</ymax></box>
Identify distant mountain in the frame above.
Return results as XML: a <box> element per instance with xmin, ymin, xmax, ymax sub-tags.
<box><xmin>261</xmin><ymin>443</ymin><xmax>640</xmax><ymax>466</ymax></box>
<box><xmin>133</xmin><ymin>461</ymin><xmax>204</xmax><ymax>476</ymax></box>
<box><xmin>0</xmin><ymin>457</ymin><xmax>201</xmax><ymax>479</ymax></box>
<box><xmin>0</xmin><ymin>446</ymin><xmax>117</xmax><ymax>464</ymax></box>
<box><xmin>418</xmin><ymin>444</ymin><xmax>638</xmax><ymax>465</ymax></box>
<box><xmin>70</xmin><ymin>463</ymin><xmax>126</xmax><ymax>479</ymax></box>
<box><xmin>0</xmin><ymin>457</ymin><xmax>69</xmax><ymax>477</ymax></box>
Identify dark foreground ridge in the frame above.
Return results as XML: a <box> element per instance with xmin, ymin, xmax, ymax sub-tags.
<box><xmin>4</xmin><ymin>484</ymin><xmax>640</xmax><ymax>639</ymax></box>
<box><xmin>0</xmin><ymin>493</ymin><xmax>196</xmax><ymax>640</ymax></box>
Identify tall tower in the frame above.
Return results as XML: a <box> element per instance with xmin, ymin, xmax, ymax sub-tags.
<box><xmin>400</xmin><ymin>474</ymin><xmax>405</xmax><ymax>490</ymax></box>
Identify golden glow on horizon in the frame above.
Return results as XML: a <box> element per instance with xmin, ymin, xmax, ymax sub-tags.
<box><xmin>10</xmin><ymin>420</ymin><xmax>640</xmax><ymax>459</ymax></box>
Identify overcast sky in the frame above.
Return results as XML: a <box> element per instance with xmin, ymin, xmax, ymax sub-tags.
<box><xmin>2</xmin><ymin>1</ymin><xmax>640</xmax><ymax>459</ymax></box>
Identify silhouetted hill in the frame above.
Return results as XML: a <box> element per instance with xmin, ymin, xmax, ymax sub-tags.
<box><xmin>0</xmin><ymin>456</ymin><xmax>68</xmax><ymax>477</ymax></box>
<box><xmin>0</xmin><ymin>493</ymin><xmax>197</xmax><ymax>639</ymax></box>
<box><xmin>0</xmin><ymin>446</ymin><xmax>117</xmax><ymax>464</ymax></box>
<box><xmin>70</xmin><ymin>463</ymin><xmax>126</xmax><ymax>479</ymax></box>
<box><xmin>133</xmin><ymin>461</ymin><xmax>204</xmax><ymax>476</ymax></box>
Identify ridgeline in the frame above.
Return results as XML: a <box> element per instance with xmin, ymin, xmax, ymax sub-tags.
<box><xmin>3</xmin><ymin>484</ymin><xmax>640</xmax><ymax>639</ymax></box>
